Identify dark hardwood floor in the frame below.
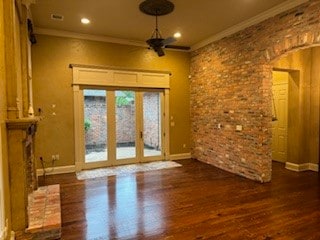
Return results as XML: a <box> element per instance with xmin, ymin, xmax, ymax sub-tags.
<box><xmin>40</xmin><ymin>159</ymin><xmax>320</xmax><ymax>240</ymax></box>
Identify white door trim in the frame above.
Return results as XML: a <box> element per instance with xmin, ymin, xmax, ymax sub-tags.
<box><xmin>73</xmin><ymin>66</ymin><xmax>170</xmax><ymax>171</ymax></box>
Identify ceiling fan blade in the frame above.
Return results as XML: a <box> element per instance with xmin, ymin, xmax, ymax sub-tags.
<box><xmin>161</xmin><ymin>36</ymin><xmax>176</xmax><ymax>46</ymax></box>
<box><xmin>165</xmin><ymin>45</ymin><xmax>191</xmax><ymax>51</ymax></box>
<box><xmin>155</xmin><ymin>47</ymin><xmax>165</xmax><ymax>57</ymax></box>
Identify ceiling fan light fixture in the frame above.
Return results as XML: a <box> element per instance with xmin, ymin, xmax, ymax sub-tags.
<box><xmin>174</xmin><ymin>32</ymin><xmax>181</xmax><ymax>38</ymax></box>
<box><xmin>140</xmin><ymin>0</ymin><xmax>189</xmax><ymax>56</ymax></box>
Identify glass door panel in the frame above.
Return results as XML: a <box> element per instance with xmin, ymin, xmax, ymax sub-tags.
<box><xmin>84</xmin><ymin>90</ymin><xmax>108</xmax><ymax>163</ymax></box>
<box><xmin>115</xmin><ymin>90</ymin><xmax>136</xmax><ymax>160</ymax></box>
<box><xmin>143</xmin><ymin>92</ymin><xmax>162</xmax><ymax>157</ymax></box>
<box><xmin>81</xmin><ymin>89</ymin><xmax>165</xmax><ymax>169</ymax></box>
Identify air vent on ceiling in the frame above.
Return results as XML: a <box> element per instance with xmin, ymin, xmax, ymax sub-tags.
<box><xmin>51</xmin><ymin>14</ymin><xmax>64</xmax><ymax>21</ymax></box>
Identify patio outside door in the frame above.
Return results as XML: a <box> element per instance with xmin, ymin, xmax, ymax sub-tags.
<box><xmin>84</xmin><ymin>89</ymin><xmax>108</xmax><ymax>168</ymax></box>
<box><xmin>82</xmin><ymin>88</ymin><xmax>164</xmax><ymax>169</ymax></box>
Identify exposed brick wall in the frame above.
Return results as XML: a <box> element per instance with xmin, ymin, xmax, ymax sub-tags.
<box><xmin>84</xmin><ymin>96</ymin><xmax>107</xmax><ymax>148</ymax></box>
<box><xmin>190</xmin><ymin>0</ymin><xmax>320</xmax><ymax>182</ymax></box>
<box><xmin>143</xmin><ymin>92</ymin><xmax>161</xmax><ymax>150</ymax></box>
<box><xmin>84</xmin><ymin>96</ymin><xmax>136</xmax><ymax>147</ymax></box>
<box><xmin>115</xmin><ymin>104</ymin><xmax>136</xmax><ymax>145</ymax></box>
<box><xmin>84</xmin><ymin>94</ymin><xmax>160</xmax><ymax>149</ymax></box>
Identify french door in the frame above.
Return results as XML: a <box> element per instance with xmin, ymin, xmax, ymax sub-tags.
<box><xmin>81</xmin><ymin>88</ymin><xmax>165</xmax><ymax>169</ymax></box>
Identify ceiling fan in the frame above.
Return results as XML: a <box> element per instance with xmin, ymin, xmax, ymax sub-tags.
<box><xmin>139</xmin><ymin>0</ymin><xmax>190</xmax><ymax>57</ymax></box>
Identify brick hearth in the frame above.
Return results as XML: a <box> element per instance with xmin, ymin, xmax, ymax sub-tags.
<box><xmin>26</xmin><ymin>184</ymin><xmax>61</xmax><ymax>239</ymax></box>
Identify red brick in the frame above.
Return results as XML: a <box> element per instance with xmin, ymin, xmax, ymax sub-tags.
<box><xmin>190</xmin><ymin>1</ymin><xmax>319</xmax><ymax>182</ymax></box>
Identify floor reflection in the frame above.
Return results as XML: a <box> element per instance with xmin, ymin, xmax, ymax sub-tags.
<box><xmin>114</xmin><ymin>175</ymin><xmax>138</xmax><ymax>239</ymax></box>
<box><xmin>84</xmin><ymin>173</ymin><xmax>164</xmax><ymax>239</ymax></box>
<box><xmin>85</xmin><ymin>183</ymin><xmax>110</xmax><ymax>239</ymax></box>
<box><xmin>141</xmin><ymin>173</ymin><xmax>164</xmax><ymax>236</ymax></box>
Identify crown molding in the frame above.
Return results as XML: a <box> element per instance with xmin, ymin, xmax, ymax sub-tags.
<box><xmin>34</xmin><ymin>27</ymin><xmax>191</xmax><ymax>52</ymax></box>
<box><xmin>191</xmin><ymin>0</ymin><xmax>309</xmax><ymax>51</ymax></box>
<box><xmin>34</xmin><ymin>27</ymin><xmax>148</xmax><ymax>48</ymax></box>
<box><xmin>34</xmin><ymin>0</ymin><xmax>308</xmax><ymax>52</ymax></box>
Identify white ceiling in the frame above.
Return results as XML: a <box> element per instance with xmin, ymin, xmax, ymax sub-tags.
<box><xmin>30</xmin><ymin>0</ymin><xmax>307</xmax><ymax>50</ymax></box>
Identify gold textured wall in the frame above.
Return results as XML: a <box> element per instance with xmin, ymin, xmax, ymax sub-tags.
<box><xmin>273</xmin><ymin>47</ymin><xmax>320</xmax><ymax>164</ymax></box>
<box><xmin>32</xmin><ymin>34</ymin><xmax>191</xmax><ymax>167</ymax></box>
<box><xmin>0</xmin><ymin>0</ymin><xmax>10</xmax><ymax>235</ymax></box>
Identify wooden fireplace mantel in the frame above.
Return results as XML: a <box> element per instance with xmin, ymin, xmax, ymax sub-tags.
<box><xmin>6</xmin><ymin>117</ymin><xmax>39</xmax><ymax>130</ymax></box>
<box><xmin>6</xmin><ymin>117</ymin><xmax>40</xmax><ymax>231</ymax></box>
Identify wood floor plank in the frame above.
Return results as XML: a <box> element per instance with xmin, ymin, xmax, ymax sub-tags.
<box><xmin>38</xmin><ymin>159</ymin><xmax>320</xmax><ymax>240</ymax></box>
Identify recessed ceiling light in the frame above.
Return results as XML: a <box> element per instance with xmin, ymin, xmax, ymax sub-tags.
<box><xmin>174</xmin><ymin>32</ymin><xmax>181</xmax><ymax>38</ymax></box>
<box><xmin>81</xmin><ymin>18</ymin><xmax>90</xmax><ymax>24</ymax></box>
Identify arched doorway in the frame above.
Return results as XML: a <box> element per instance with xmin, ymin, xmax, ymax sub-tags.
<box><xmin>269</xmin><ymin>46</ymin><xmax>320</xmax><ymax>173</ymax></box>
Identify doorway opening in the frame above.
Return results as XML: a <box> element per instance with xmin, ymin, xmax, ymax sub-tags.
<box><xmin>82</xmin><ymin>88</ymin><xmax>164</xmax><ymax>169</ymax></box>
<box><xmin>271</xmin><ymin>71</ymin><xmax>289</xmax><ymax>163</ymax></box>
<box><xmin>271</xmin><ymin>46</ymin><xmax>320</xmax><ymax>173</ymax></box>
<box><xmin>72</xmin><ymin>65</ymin><xmax>171</xmax><ymax>172</ymax></box>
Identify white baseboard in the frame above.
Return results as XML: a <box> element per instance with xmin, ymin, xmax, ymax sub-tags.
<box><xmin>36</xmin><ymin>165</ymin><xmax>76</xmax><ymax>177</ymax></box>
<box><xmin>285</xmin><ymin>162</ymin><xmax>319</xmax><ymax>172</ymax></box>
<box><xmin>36</xmin><ymin>155</ymin><xmax>191</xmax><ymax>176</ymax></box>
<box><xmin>170</xmin><ymin>153</ymin><xmax>191</xmax><ymax>161</ymax></box>
<box><xmin>309</xmin><ymin>163</ymin><xmax>319</xmax><ymax>172</ymax></box>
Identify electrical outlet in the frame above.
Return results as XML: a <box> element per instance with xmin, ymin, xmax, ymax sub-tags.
<box><xmin>55</xmin><ymin>154</ymin><xmax>59</xmax><ymax>161</ymax></box>
<box><xmin>51</xmin><ymin>155</ymin><xmax>56</xmax><ymax>161</ymax></box>
<box><xmin>183</xmin><ymin>144</ymin><xmax>186</xmax><ymax>148</ymax></box>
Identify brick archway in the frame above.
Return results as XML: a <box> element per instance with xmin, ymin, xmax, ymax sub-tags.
<box><xmin>265</xmin><ymin>32</ymin><xmax>320</xmax><ymax>63</ymax></box>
